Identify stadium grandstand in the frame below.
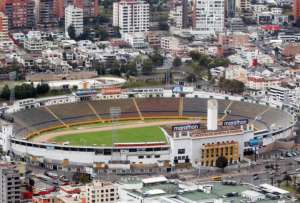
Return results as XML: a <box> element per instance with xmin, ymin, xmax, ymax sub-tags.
<box><xmin>0</xmin><ymin>88</ymin><xmax>296</xmax><ymax>174</ymax></box>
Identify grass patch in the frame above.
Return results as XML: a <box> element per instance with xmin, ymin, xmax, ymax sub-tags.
<box><xmin>52</xmin><ymin>126</ymin><xmax>167</xmax><ymax>146</ymax></box>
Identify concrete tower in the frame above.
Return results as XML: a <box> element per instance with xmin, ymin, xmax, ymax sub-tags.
<box><xmin>207</xmin><ymin>99</ymin><xmax>218</xmax><ymax>131</ymax></box>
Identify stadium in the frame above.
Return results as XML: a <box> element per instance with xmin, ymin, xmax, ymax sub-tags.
<box><xmin>0</xmin><ymin>87</ymin><xmax>297</xmax><ymax>174</ymax></box>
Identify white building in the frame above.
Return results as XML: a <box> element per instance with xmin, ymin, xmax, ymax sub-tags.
<box><xmin>81</xmin><ymin>180</ymin><xmax>119</xmax><ymax>203</ymax></box>
<box><xmin>24</xmin><ymin>31</ymin><xmax>46</xmax><ymax>51</ymax></box>
<box><xmin>169</xmin><ymin>5</ymin><xmax>183</xmax><ymax>29</ymax></box>
<box><xmin>123</xmin><ymin>33</ymin><xmax>148</xmax><ymax>48</ymax></box>
<box><xmin>0</xmin><ymin>164</ymin><xmax>21</xmax><ymax>203</ymax></box>
<box><xmin>65</xmin><ymin>5</ymin><xmax>84</xmax><ymax>38</ymax></box>
<box><xmin>193</xmin><ymin>0</ymin><xmax>224</xmax><ymax>33</ymax></box>
<box><xmin>113</xmin><ymin>0</ymin><xmax>149</xmax><ymax>36</ymax></box>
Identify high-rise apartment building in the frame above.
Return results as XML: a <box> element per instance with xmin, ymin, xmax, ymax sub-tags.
<box><xmin>74</xmin><ymin>0</ymin><xmax>99</xmax><ymax>18</ymax></box>
<box><xmin>65</xmin><ymin>4</ymin><xmax>83</xmax><ymax>37</ymax></box>
<box><xmin>293</xmin><ymin>0</ymin><xmax>300</xmax><ymax>22</ymax></box>
<box><xmin>53</xmin><ymin>0</ymin><xmax>98</xmax><ymax>20</ymax></box>
<box><xmin>0</xmin><ymin>163</ymin><xmax>21</xmax><ymax>203</ymax></box>
<box><xmin>37</xmin><ymin>0</ymin><xmax>57</xmax><ymax>27</ymax></box>
<box><xmin>169</xmin><ymin>0</ymin><xmax>189</xmax><ymax>29</ymax></box>
<box><xmin>193</xmin><ymin>0</ymin><xmax>225</xmax><ymax>33</ymax></box>
<box><xmin>0</xmin><ymin>12</ymin><xmax>9</xmax><ymax>41</ymax></box>
<box><xmin>235</xmin><ymin>0</ymin><xmax>250</xmax><ymax>14</ymax></box>
<box><xmin>226</xmin><ymin>0</ymin><xmax>236</xmax><ymax>18</ymax></box>
<box><xmin>81</xmin><ymin>181</ymin><xmax>118</xmax><ymax>203</ymax></box>
<box><xmin>113</xmin><ymin>0</ymin><xmax>149</xmax><ymax>35</ymax></box>
<box><xmin>0</xmin><ymin>0</ymin><xmax>35</xmax><ymax>29</ymax></box>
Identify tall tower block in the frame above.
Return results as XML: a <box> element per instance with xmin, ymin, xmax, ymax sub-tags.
<box><xmin>207</xmin><ymin>99</ymin><xmax>218</xmax><ymax>131</ymax></box>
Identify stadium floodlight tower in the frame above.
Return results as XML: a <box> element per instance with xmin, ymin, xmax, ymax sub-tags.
<box><xmin>207</xmin><ymin>99</ymin><xmax>218</xmax><ymax>131</ymax></box>
<box><xmin>110</xmin><ymin>107</ymin><xmax>121</xmax><ymax>145</ymax></box>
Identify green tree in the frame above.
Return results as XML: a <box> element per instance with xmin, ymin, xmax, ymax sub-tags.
<box><xmin>150</xmin><ymin>52</ymin><xmax>164</xmax><ymax>67</ymax></box>
<box><xmin>173</xmin><ymin>57</ymin><xmax>182</xmax><ymax>67</ymax></box>
<box><xmin>67</xmin><ymin>25</ymin><xmax>76</xmax><ymax>39</ymax></box>
<box><xmin>186</xmin><ymin>73</ymin><xmax>197</xmax><ymax>83</ymax></box>
<box><xmin>215</xmin><ymin>156</ymin><xmax>228</xmax><ymax>172</ymax></box>
<box><xmin>15</xmin><ymin>83</ymin><xmax>36</xmax><ymax>99</ymax></box>
<box><xmin>1</xmin><ymin>85</ymin><xmax>10</xmax><ymax>100</ymax></box>
<box><xmin>142</xmin><ymin>59</ymin><xmax>154</xmax><ymax>75</ymax></box>
<box><xmin>95</xmin><ymin>27</ymin><xmax>109</xmax><ymax>41</ymax></box>
<box><xmin>219</xmin><ymin>78</ymin><xmax>245</xmax><ymax>94</ymax></box>
<box><xmin>283</xmin><ymin>174</ymin><xmax>292</xmax><ymax>187</ymax></box>
<box><xmin>36</xmin><ymin>83</ymin><xmax>50</xmax><ymax>95</ymax></box>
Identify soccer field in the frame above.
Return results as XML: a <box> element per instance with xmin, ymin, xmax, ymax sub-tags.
<box><xmin>52</xmin><ymin>126</ymin><xmax>167</xmax><ymax>146</ymax></box>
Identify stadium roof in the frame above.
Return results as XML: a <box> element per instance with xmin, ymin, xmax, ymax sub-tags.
<box><xmin>259</xmin><ymin>184</ymin><xmax>289</xmax><ymax>194</ymax></box>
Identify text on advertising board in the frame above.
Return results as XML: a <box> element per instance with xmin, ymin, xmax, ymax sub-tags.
<box><xmin>223</xmin><ymin>119</ymin><xmax>248</xmax><ymax>126</ymax></box>
<box><xmin>172</xmin><ymin>123</ymin><xmax>200</xmax><ymax>131</ymax></box>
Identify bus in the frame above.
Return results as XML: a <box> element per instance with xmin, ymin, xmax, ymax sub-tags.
<box><xmin>211</xmin><ymin>176</ymin><xmax>222</xmax><ymax>181</ymax></box>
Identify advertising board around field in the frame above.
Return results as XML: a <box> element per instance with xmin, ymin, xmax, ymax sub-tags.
<box><xmin>101</xmin><ymin>87</ymin><xmax>122</xmax><ymax>95</ymax></box>
<box><xmin>222</xmin><ymin>119</ymin><xmax>248</xmax><ymax>126</ymax></box>
<box><xmin>172</xmin><ymin>123</ymin><xmax>200</xmax><ymax>132</ymax></box>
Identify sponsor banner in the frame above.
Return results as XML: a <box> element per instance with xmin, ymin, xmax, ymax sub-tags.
<box><xmin>101</xmin><ymin>87</ymin><xmax>122</xmax><ymax>95</ymax></box>
<box><xmin>249</xmin><ymin>138</ymin><xmax>263</xmax><ymax>147</ymax></box>
<box><xmin>223</xmin><ymin>119</ymin><xmax>248</xmax><ymax>126</ymax></box>
<box><xmin>172</xmin><ymin>86</ymin><xmax>194</xmax><ymax>93</ymax></box>
<box><xmin>172</xmin><ymin>123</ymin><xmax>200</xmax><ymax>132</ymax></box>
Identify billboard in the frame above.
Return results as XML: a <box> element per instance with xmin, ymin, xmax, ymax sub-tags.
<box><xmin>101</xmin><ymin>87</ymin><xmax>122</xmax><ymax>95</ymax></box>
<box><xmin>172</xmin><ymin>86</ymin><xmax>194</xmax><ymax>93</ymax></box>
<box><xmin>223</xmin><ymin>119</ymin><xmax>248</xmax><ymax>126</ymax></box>
<box><xmin>172</xmin><ymin>123</ymin><xmax>200</xmax><ymax>132</ymax></box>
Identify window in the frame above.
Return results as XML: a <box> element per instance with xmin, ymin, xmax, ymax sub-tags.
<box><xmin>178</xmin><ymin>149</ymin><xmax>185</xmax><ymax>154</ymax></box>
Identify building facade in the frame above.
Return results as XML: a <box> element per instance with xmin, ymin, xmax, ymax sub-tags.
<box><xmin>81</xmin><ymin>181</ymin><xmax>119</xmax><ymax>203</ymax></box>
<box><xmin>65</xmin><ymin>5</ymin><xmax>83</xmax><ymax>37</ymax></box>
<box><xmin>37</xmin><ymin>0</ymin><xmax>57</xmax><ymax>28</ymax></box>
<box><xmin>294</xmin><ymin>0</ymin><xmax>300</xmax><ymax>22</ymax></box>
<box><xmin>0</xmin><ymin>12</ymin><xmax>9</xmax><ymax>41</ymax></box>
<box><xmin>113</xmin><ymin>0</ymin><xmax>149</xmax><ymax>35</ymax></box>
<box><xmin>192</xmin><ymin>0</ymin><xmax>224</xmax><ymax>33</ymax></box>
<box><xmin>0</xmin><ymin>164</ymin><xmax>21</xmax><ymax>203</ymax></box>
<box><xmin>0</xmin><ymin>0</ymin><xmax>35</xmax><ymax>29</ymax></box>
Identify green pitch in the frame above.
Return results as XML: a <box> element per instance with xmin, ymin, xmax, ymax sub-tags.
<box><xmin>52</xmin><ymin>126</ymin><xmax>167</xmax><ymax>146</ymax></box>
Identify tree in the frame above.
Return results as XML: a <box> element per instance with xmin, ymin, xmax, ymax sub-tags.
<box><xmin>186</xmin><ymin>73</ymin><xmax>197</xmax><ymax>83</ymax></box>
<box><xmin>150</xmin><ymin>52</ymin><xmax>164</xmax><ymax>67</ymax></box>
<box><xmin>142</xmin><ymin>59</ymin><xmax>154</xmax><ymax>75</ymax></box>
<box><xmin>173</xmin><ymin>57</ymin><xmax>182</xmax><ymax>67</ymax></box>
<box><xmin>215</xmin><ymin>156</ymin><xmax>228</xmax><ymax>172</ymax></box>
<box><xmin>218</xmin><ymin>78</ymin><xmax>245</xmax><ymax>94</ymax></box>
<box><xmin>1</xmin><ymin>85</ymin><xmax>10</xmax><ymax>100</ymax></box>
<box><xmin>36</xmin><ymin>83</ymin><xmax>50</xmax><ymax>95</ymax></box>
<box><xmin>283</xmin><ymin>174</ymin><xmax>292</xmax><ymax>187</ymax></box>
<box><xmin>67</xmin><ymin>25</ymin><xmax>76</xmax><ymax>40</ymax></box>
<box><xmin>95</xmin><ymin>27</ymin><xmax>109</xmax><ymax>41</ymax></box>
<box><xmin>15</xmin><ymin>83</ymin><xmax>36</xmax><ymax>100</ymax></box>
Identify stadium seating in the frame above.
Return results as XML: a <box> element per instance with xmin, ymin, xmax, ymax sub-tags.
<box><xmin>260</xmin><ymin>108</ymin><xmax>291</xmax><ymax>129</ymax></box>
<box><xmin>89</xmin><ymin>99</ymin><xmax>139</xmax><ymax>119</ymax></box>
<box><xmin>182</xmin><ymin>98</ymin><xmax>207</xmax><ymax>117</ymax></box>
<box><xmin>227</xmin><ymin>101</ymin><xmax>267</xmax><ymax>119</ymax></box>
<box><xmin>136</xmin><ymin>98</ymin><xmax>179</xmax><ymax>117</ymax></box>
<box><xmin>48</xmin><ymin>102</ymin><xmax>98</xmax><ymax>124</ymax></box>
<box><xmin>10</xmin><ymin>98</ymin><xmax>293</xmax><ymax>138</ymax></box>
<box><xmin>12</xmin><ymin>107</ymin><xmax>61</xmax><ymax>136</ymax></box>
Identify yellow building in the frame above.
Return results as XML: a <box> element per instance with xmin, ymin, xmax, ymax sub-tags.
<box><xmin>201</xmin><ymin>141</ymin><xmax>239</xmax><ymax>167</ymax></box>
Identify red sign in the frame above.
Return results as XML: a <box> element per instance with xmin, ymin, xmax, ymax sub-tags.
<box><xmin>101</xmin><ymin>87</ymin><xmax>122</xmax><ymax>95</ymax></box>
